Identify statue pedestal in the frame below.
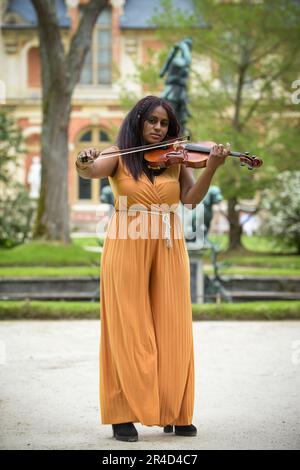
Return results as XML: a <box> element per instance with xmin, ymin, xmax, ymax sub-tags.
<box><xmin>187</xmin><ymin>249</ymin><xmax>204</xmax><ymax>304</ymax></box>
<box><xmin>180</xmin><ymin>200</ymin><xmax>205</xmax><ymax>304</ymax></box>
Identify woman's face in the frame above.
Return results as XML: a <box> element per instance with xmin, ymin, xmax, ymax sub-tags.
<box><xmin>142</xmin><ymin>105</ymin><xmax>169</xmax><ymax>144</ymax></box>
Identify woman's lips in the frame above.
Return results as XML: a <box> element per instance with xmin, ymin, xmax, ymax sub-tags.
<box><xmin>150</xmin><ymin>133</ymin><xmax>161</xmax><ymax>138</ymax></box>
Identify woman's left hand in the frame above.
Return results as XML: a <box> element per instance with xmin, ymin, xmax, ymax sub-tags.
<box><xmin>206</xmin><ymin>142</ymin><xmax>231</xmax><ymax>173</ymax></box>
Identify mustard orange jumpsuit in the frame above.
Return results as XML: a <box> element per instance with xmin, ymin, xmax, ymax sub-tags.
<box><xmin>99</xmin><ymin>154</ymin><xmax>195</xmax><ymax>426</ymax></box>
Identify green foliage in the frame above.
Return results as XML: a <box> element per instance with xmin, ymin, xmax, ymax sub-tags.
<box><xmin>118</xmin><ymin>84</ymin><xmax>140</xmax><ymax>112</ymax></box>
<box><xmin>0</xmin><ymin>108</ymin><xmax>35</xmax><ymax>248</ymax></box>
<box><xmin>118</xmin><ymin>47</ymin><xmax>168</xmax><ymax>112</ymax></box>
<box><xmin>135</xmin><ymin>0</ymin><xmax>300</xmax><ymax>250</ymax></box>
<box><xmin>0</xmin><ymin>187</ymin><xmax>35</xmax><ymax>248</ymax></box>
<box><xmin>148</xmin><ymin>0</ymin><xmax>300</xmax><ymax>197</ymax></box>
<box><xmin>260</xmin><ymin>171</ymin><xmax>300</xmax><ymax>253</ymax></box>
<box><xmin>0</xmin><ymin>108</ymin><xmax>24</xmax><ymax>184</ymax></box>
<box><xmin>118</xmin><ymin>0</ymin><xmax>300</xmax><ymax>191</ymax></box>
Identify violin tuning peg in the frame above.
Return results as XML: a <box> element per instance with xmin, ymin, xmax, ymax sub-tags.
<box><xmin>244</xmin><ymin>151</ymin><xmax>250</xmax><ymax>156</ymax></box>
<box><xmin>248</xmin><ymin>166</ymin><xmax>253</xmax><ymax>170</ymax></box>
<box><xmin>240</xmin><ymin>162</ymin><xmax>246</xmax><ymax>167</ymax></box>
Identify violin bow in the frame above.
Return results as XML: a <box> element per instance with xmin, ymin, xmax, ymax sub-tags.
<box><xmin>96</xmin><ymin>136</ymin><xmax>190</xmax><ymax>159</ymax></box>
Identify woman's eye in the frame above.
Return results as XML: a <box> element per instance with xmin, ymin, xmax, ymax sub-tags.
<box><xmin>147</xmin><ymin>117</ymin><xmax>169</xmax><ymax>126</ymax></box>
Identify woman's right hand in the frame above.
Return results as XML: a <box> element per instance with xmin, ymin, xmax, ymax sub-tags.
<box><xmin>75</xmin><ymin>145</ymin><xmax>119</xmax><ymax>179</ymax></box>
<box><xmin>77</xmin><ymin>147</ymin><xmax>100</xmax><ymax>165</ymax></box>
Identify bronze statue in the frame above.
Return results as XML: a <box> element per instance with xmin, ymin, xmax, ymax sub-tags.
<box><xmin>160</xmin><ymin>38</ymin><xmax>193</xmax><ymax>134</ymax></box>
<box><xmin>202</xmin><ymin>186</ymin><xmax>223</xmax><ymax>242</ymax></box>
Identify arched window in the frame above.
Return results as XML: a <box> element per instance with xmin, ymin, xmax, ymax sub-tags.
<box><xmin>76</xmin><ymin>127</ymin><xmax>111</xmax><ymax>203</ymax></box>
<box><xmin>79</xmin><ymin>7</ymin><xmax>112</xmax><ymax>86</ymax></box>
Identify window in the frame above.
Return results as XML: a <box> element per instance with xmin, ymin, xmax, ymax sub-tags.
<box><xmin>28</xmin><ymin>47</ymin><xmax>41</xmax><ymax>88</ymax></box>
<box><xmin>76</xmin><ymin>127</ymin><xmax>111</xmax><ymax>203</ymax></box>
<box><xmin>79</xmin><ymin>8</ymin><xmax>112</xmax><ymax>86</ymax></box>
<box><xmin>79</xmin><ymin>178</ymin><xmax>92</xmax><ymax>200</ymax></box>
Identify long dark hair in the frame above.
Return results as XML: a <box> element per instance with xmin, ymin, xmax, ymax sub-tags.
<box><xmin>116</xmin><ymin>95</ymin><xmax>181</xmax><ymax>182</ymax></box>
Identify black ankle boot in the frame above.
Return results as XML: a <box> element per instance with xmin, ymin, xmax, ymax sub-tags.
<box><xmin>163</xmin><ymin>425</ymin><xmax>174</xmax><ymax>433</ymax></box>
<box><xmin>163</xmin><ymin>424</ymin><xmax>197</xmax><ymax>436</ymax></box>
<box><xmin>112</xmin><ymin>422</ymin><xmax>138</xmax><ymax>442</ymax></box>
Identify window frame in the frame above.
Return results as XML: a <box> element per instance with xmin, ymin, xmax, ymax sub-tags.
<box><xmin>79</xmin><ymin>8</ymin><xmax>112</xmax><ymax>86</ymax></box>
<box><xmin>75</xmin><ymin>127</ymin><xmax>111</xmax><ymax>204</ymax></box>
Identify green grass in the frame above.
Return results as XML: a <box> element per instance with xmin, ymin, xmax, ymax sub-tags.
<box><xmin>208</xmin><ymin>234</ymin><xmax>297</xmax><ymax>254</ymax></box>
<box><xmin>2</xmin><ymin>265</ymin><xmax>298</xmax><ymax>278</ymax></box>
<box><xmin>192</xmin><ymin>301</ymin><xmax>300</xmax><ymax>320</ymax></box>
<box><xmin>242</xmin><ymin>235</ymin><xmax>297</xmax><ymax>254</ymax></box>
<box><xmin>0</xmin><ymin>240</ymin><xmax>100</xmax><ymax>266</ymax></box>
<box><xmin>72</xmin><ymin>237</ymin><xmax>104</xmax><ymax>248</ymax></box>
<box><xmin>215</xmin><ymin>255</ymin><xmax>300</xmax><ymax>269</ymax></box>
<box><xmin>0</xmin><ymin>300</ymin><xmax>299</xmax><ymax>320</ymax></box>
<box><xmin>0</xmin><ymin>266</ymin><xmax>100</xmax><ymax>278</ymax></box>
<box><xmin>0</xmin><ymin>236</ymin><xmax>299</xmax><ymax>278</ymax></box>
<box><xmin>204</xmin><ymin>266</ymin><xmax>300</xmax><ymax>277</ymax></box>
<box><xmin>0</xmin><ymin>300</ymin><xmax>100</xmax><ymax>320</ymax></box>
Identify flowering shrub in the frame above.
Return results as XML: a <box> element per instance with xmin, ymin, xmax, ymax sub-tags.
<box><xmin>0</xmin><ymin>109</ymin><xmax>34</xmax><ymax>248</ymax></box>
<box><xmin>260</xmin><ymin>171</ymin><xmax>300</xmax><ymax>254</ymax></box>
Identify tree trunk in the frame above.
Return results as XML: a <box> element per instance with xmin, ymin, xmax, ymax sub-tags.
<box><xmin>227</xmin><ymin>196</ymin><xmax>244</xmax><ymax>251</ymax></box>
<box><xmin>227</xmin><ymin>49</ymin><xmax>248</xmax><ymax>252</ymax></box>
<box><xmin>31</xmin><ymin>0</ymin><xmax>109</xmax><ymax>243</ymax></box>
<box><xmin>33</xmin><ymin>90</ymin><xmax>72</xmax><ymax>242</ymax></box>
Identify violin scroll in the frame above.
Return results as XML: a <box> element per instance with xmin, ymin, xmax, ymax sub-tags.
<box><xmin>239</xmin><ymin>151</ymin><xmax>263</xmax><ymax>170</ymax></box>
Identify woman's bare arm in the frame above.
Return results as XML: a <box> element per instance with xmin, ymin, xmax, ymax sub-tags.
<box><xmin>179</xmin><ymin>143</ymin><xmax>230</xmax><ymax>208</ymax></box>
<box><xmin>75</xmin><ymin>145</ymin><xmax>119</xmax><ymax>179</ymax></box>
<box><xmin>179</xmin><ymin>165</ymin><xmax>216</xmax><ymax>209</ymax></box>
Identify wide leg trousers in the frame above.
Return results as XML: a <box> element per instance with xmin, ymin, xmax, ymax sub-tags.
<box><xmin>99</xmin><ymin>212</ymin><xmax>195</xmax><ymax>426</ymax></box>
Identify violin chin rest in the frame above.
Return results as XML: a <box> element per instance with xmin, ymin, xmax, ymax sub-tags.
<box><xmin>148</xmin><ymin>165</ymin><xmax>162</xmax><ymax>170</ymax></box>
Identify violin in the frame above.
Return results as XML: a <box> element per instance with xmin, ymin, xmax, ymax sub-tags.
<box><xmin>86</xmin><ymin>136</ymin><xmax>263</xmax><ymax>170</ymax></box>
<box><xmin>143</xmin><ymin>136</ymin><xmax>263</xmax><ymax>170</ymax></box>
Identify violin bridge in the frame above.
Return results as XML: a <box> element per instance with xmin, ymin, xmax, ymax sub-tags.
<box><xmin>148</xmin><ymin>165</ymin><xmax>161</xmax><ymax>169</ymax></box>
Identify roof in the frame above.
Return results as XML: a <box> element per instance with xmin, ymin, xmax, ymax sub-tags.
<box><xmin>2</xmin><ymin>0</ymin><xmax>70</xmax><ymax>29</ymax></box>
<box><xmin>120</xmin><ymin>0</ymin><xmax>196</xmax><ymax>29</ymax></box>
<box><xmin>1</xmin><ymin>0</ymin><xmax>199</xmax><ymax>30</ymax></box>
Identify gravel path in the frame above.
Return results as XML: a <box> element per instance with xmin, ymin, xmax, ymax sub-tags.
<box><xmin>0</xmin><ymin>320</ymin><xmax>299</xmax><ymax>450</ymax></box>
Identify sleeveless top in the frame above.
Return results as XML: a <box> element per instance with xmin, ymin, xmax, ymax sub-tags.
<box><xmin>105</xmin><ymin>147</ymin><xmax>185</xmax><ymax>248</ymax></box>
<box><xmin>108</xmin><ymin>149</ymin><xmax>181</xmax><ymax>211</ymax></box>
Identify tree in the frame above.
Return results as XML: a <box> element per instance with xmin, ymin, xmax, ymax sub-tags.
<box><xmin>147</xmin><ymin>0</ymin><xmax>300</xmax><ymax>251</ymax></box>
<box><xmin>31</xmin><ymin>0</ymin><xmax>109</xmax><ymax>243</ymax></box>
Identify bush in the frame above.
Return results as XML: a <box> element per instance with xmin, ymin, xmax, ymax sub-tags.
<box><xmin>0</xmin><ymin>108</ymin><xmax>35</xmax><ymax>248</ymax></box>
<box><xmin>0</xmin><ymin>185</ymin><xmax>35</xmax><ymax>248</ymax></box>
<box><xmin>260</xmin><ymin>171</ymin><xmax>300</xmax><ymax>254</ymax></box>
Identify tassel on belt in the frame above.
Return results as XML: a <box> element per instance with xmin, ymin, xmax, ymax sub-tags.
<box><xmin>115</xmin><ymin>208</ymin><xmax>175</xmax><ymax>248</ymax></box>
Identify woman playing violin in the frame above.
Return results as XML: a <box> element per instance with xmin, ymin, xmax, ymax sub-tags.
<box><xmin>75</xmin><ymin>95</ymin><xmax>231</xmax><ymax>442</ymax></box>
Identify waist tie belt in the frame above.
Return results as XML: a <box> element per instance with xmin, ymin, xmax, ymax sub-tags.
<box><xmin>115</xmin><ymin>207</ymin><xmax>177</xmax><ymax>248</ymax></box>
